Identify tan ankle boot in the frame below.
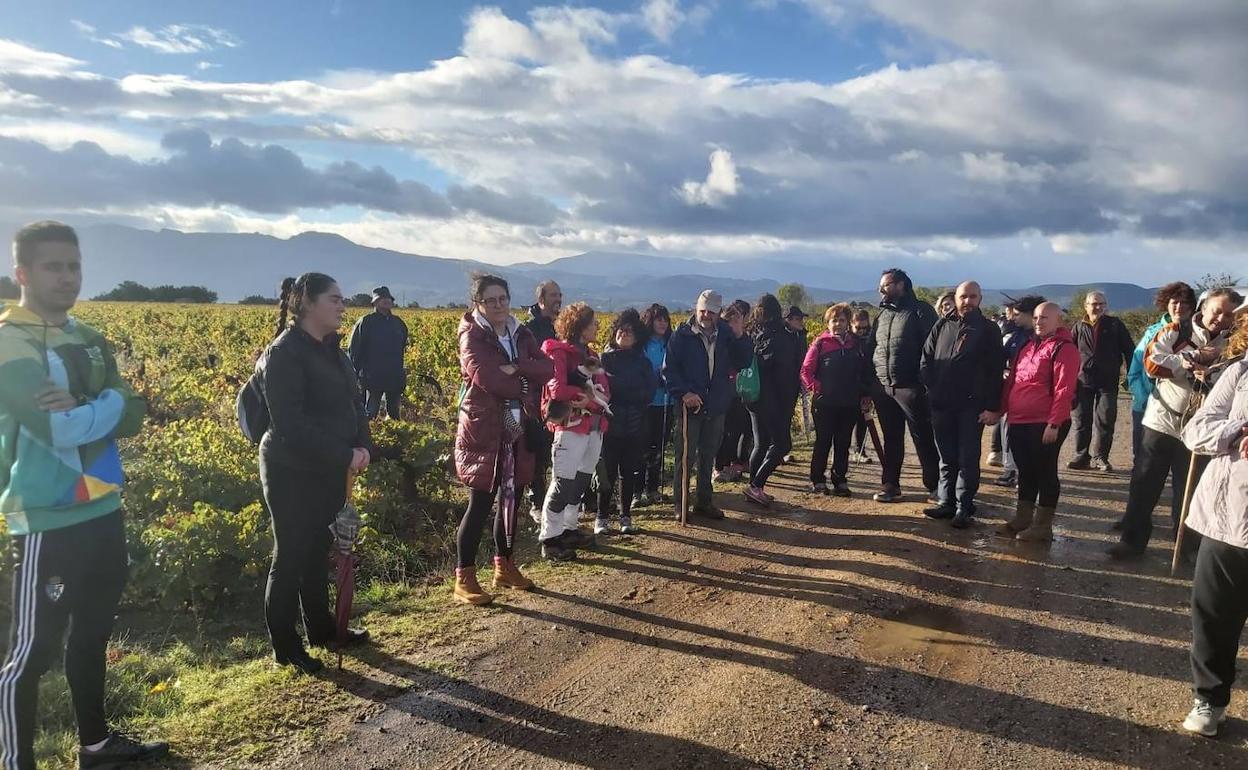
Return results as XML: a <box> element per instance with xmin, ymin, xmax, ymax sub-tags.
<box><xmin>1016</xmin><ymin>505</ymin><xmax>1055</xmax><ymax>542</ymax></box>
<box><xmin>995</xmin><ymin>500</ymin><xmax>1035</xmax><ymax>537</ymax></box>
<box><xmin>453</xmin><ymin>567</ymin><xmax>493</xmax><ymax>605</ymax></box>
<box><xmin>491</xmin><ymin>556</ymin><xmax>535</xmax><ymax>591</ymax></box>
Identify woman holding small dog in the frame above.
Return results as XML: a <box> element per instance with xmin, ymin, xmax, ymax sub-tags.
<box><xmin>540</xmin><ymin>302</ymin><xmax>611</xmax><ymax>562</ymax></box>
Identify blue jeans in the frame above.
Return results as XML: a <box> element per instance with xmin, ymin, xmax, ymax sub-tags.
<box><xmin>932</xmin><ymin>407</ymin><xmax>985</xmax><ymax>513</ymax></box>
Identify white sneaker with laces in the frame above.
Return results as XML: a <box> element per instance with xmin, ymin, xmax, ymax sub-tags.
<box><xmin>1182</xmin><ymin>699</ymin><xmax>1226</xmax><ymax>737</ymax></box>
<box><xmin>594</xmin><ymin>518</ymin><xmax>610</xmax><ymax>536</ymax></box>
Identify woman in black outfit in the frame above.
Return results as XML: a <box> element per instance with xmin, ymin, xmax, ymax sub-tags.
<box><xmin>597</xmin><ymin>309</ymin><xmax>658</xmax><ymax>534</ymax></box>
<box><xmin>259</xmin><ymin>273</ymin><xmax>373</xmax><ymax>674</ymax></box>
<box><xmin>744</xmin><ymin>294</ymin><xmax>803</xmax><ymax>507</ymax></box>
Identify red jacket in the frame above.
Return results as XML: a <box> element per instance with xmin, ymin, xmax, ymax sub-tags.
<box><xmin>454</xmin><ymin>313</ymin><xmax>553</xmax><ymax>492</ymax></box>
<box><xmin>1001</xmin><ymin>327</ymin><xmax>1081</xmax><ymax>426</ymax></box>
<box><xmin>541</xmin><ymin>338</ymin><xmax>611</xmax><ymax>435</ymax></box>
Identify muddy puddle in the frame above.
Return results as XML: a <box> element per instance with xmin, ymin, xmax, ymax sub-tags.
<box><xmin>860</xmin><ymin>604</ymin><xmax>989</xmax><ymax>663</ymax></box>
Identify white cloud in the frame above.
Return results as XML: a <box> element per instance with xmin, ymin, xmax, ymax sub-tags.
<box><xmin>118</xmin><ymin>24</ymin><xmax>241</xmax><ymax>55</ymax></box>
<box><xmin>1049</xmin><ymin>234</ymin><xmax>1089</xmax><ymax>254</ymax></box>
<box><xmin>0</xmin><ymin>3</ymin><xmax>1244</xmax><ymax>281</ymax></box>
<box><xmin>642</xmin><ymin>0</ymin><xmax>684</xmax><ymax>42</ymax></box>
<box><xmin>0</xmin><ymin>39</ymin><xmax>83</xmax><ymax>75</ymax></box>
<box><xmin>70</xmin><ymin>20</ymin><xmax>124</xmax><ymax>49</ymax></box>
<box><xmin>679</xmin><ymin>149</ymin><xmax>740</xmax><ymax>207</ymax></box>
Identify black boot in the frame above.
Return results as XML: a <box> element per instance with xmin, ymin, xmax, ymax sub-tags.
<box><xmin>542</xmin><ymin>537</ymin><xmax>577</xmax><ymax>562</ymax></box>
<box><xmin>923</xmin><ymin>504</ymin><xmax>956</xmax><ymax>520</ymax></box>
<box><xmin>275</xmin><ymin>648</ymin><xmax>325</xmax><ymax>675</ymax></box>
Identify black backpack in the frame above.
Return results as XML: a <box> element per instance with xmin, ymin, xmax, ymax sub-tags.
<box><xmin>236</xmin><ymin>358</ymin><xmax>270</xmax><ymax>444</ymax></box>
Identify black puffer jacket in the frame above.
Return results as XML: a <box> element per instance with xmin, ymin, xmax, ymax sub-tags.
<box><xmin>870</xmin><ymin>294</ymin><xmax>938</xmax><ymax>388</ymax></box>
<box><xmin>260</xmin><ymin>326</ymin><xmax>371</xmax><ymax>472</ymax></box>
<box><xmin>753</xmin><ymin>319</ymin><xmax>803</xmax><ymax>405</ymax></box>
<box><xmin>602</xmin><ymin>344</ymin><xmax>658</xmax><ymax>437</ymax></box>
<box><xmin>920</xmin><ymin>308</ymin><xmax>1006</xmax><ymax>412</ymax></box>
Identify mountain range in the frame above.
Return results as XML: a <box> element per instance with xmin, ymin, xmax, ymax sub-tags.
<box><xmin>43</xmin><ymin>224</ymin><xmax>1160</xmax><ymax>311</ymax></box>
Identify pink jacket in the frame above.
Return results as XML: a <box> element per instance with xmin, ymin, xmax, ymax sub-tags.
<box><xmin>800</xmin><ymin>332</ymin><xmax>857</xmax><ymax>395</ymax></box>
<box><xmin>1002</xmin><ymin>327</ymin><xmax>1081</xmax><ymax>426</ymax></box>
<box><xmin>541</xmin><ymin>338</ymin><xmax>611</xmax><ymax>436</ymax></box>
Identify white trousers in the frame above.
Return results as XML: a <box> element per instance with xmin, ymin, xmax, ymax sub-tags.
<box><xmin>539</xmin><ymin>429</ymin><xmax>604</xmax><ymax>541</ymax></box>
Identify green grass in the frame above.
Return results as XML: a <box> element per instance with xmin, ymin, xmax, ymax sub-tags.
<box><xmin>33</xmin><ymin>579</ymin><xmax>477</xmax><ymax>770</ymax></box>
<box><xmin>30</xmin><ymin>509</ymin><xmax>667</xmax><ymax>770</ymax></box>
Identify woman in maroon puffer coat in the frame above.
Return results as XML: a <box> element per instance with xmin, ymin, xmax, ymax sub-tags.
<box><xmin>453</xmin><ymin>274</ymin><xmax>553</xmax><ymax>605</ymax></box>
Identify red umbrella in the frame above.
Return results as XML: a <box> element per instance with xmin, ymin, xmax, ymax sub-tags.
<box><xmin>332</xmin><ymin>471</ymin><xmax>361</xmax><ymax>669</ymax></box>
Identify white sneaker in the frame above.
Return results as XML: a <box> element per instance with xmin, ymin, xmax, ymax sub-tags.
<box><xmin>1182</xmin><ymin>699</ymin><xmax>1227</xmax><ymax>737</ymax></box>
<box><xmin>594</xmin><ymin>518</ymin><xmax>610</xmax><ymax>536</ymax></box>
<box><xmin>987</xmin><ymin>451</ymin><xmax>1004</xmax><ymax>467</ymax></box>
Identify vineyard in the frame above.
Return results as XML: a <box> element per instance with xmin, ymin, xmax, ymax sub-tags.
<box><xmin>0</xmin><ymin>303</ymin><xmax>493</xmax><ymax>768</ymax></box>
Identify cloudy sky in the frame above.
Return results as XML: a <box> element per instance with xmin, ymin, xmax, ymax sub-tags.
<box><xmin>1</xmin><ymin>1</ymin><xmax>1245</xmax><ymax>286</ymax></box>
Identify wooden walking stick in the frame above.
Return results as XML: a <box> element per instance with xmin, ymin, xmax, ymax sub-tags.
<box><xmin>681</xmin><ymin>403</ymin><xmax>690</xmax><ymax>526</ymax></box>
<box><xmin>1171</xmin><ymin>455</ymin><xmax>1200</xmax><ymax>576</ymax></box>
<box><xmin>1172</xmin><ymin>390</ymin><xmax>1207</xmax><ymax>576</ymax></box>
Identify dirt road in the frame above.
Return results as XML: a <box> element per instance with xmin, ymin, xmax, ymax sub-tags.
<box><xmin>285</xmin><ymin>405</ymin><xmax>1248</xmax><ymax>769</ymax></box>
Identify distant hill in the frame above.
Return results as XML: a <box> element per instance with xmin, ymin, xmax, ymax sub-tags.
<box><xmin>31</xmin><ymin>223</ymin><xmax>1159</xmax><ymax>311</ymax></box>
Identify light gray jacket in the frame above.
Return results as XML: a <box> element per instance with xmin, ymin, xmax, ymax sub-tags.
<box><xmin>1182</xmin><ymin>359</ymin><xmax>1248</xmax><ymax>548</ymax></box>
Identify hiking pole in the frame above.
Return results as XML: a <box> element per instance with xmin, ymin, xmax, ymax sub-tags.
<box><xmin>681</xmin><ymin>403</ymin><xmax>690</xmax><ymax>527</ymax></box>
<box><xmin>1172</xmin><ymin>391</ymin><xmax>1207</xmax><ymax>576</ymax></box>
<box><xmin>865</xmin><ymin>405</ymin><xmax>886</xmax><ymax>465</ymax></box>
<box><xmin>1171</xmin><ymin>455</ymin><xmax>1200</xmax><ymax>576</ymax></box>
<box><xmin>800</xmin><ymin>390</ymin><xmax>812</xmax><ymax>440</ymax></box>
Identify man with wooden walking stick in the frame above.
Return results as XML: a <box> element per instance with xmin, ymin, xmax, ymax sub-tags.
<box><xmin>1107</xmin><ymin>287</ymin><xmax>1242</xmax><ymax>560</ymax></box>
<box><xmin>662</xmin><ymin>290</ymin><xmax>754</xmax><ymax>522</ymax></box>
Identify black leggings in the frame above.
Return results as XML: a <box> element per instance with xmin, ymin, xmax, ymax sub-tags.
<box><xmin>1008</xmin><ymin>421</ymin><xmax>1071</xmax><ymax>508</ymax></box>
<box><xmin>456</xmin><ymin>488</ymin><xmax>511</xmax><ymax>569</ymax></box>
<box><xmin>600</xmin><ymin>432</ymin><xmax>645</xmax><ymax>517</ymax></box>
<box><xmin>854</xmin><ymin>411</ymin><xmax>868</xmax><ymax>452</ymax></box>
<box><xmin>750</xmin><ymin>394</ymin><xmax>797</xmax><ymax>488</ymax></box>
<box><xmin>811</xmin><ymin>402</ymin><xmax>858</xmax><ymax>485</ymax></box>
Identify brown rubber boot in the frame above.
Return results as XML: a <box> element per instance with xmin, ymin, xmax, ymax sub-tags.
<box><xmin>995</xmin><ymin>500</ymin><xmax>1035</xmax><ymax>537</ymax></box>
<box><xmin>453</xmin><ymin>567</ymin><xmax>494</xmax><ymax>605</ymax></box>
<box><xmin>491</xmin><ymin>556</ymin><xmax>535</xmax><ymax>591</ymax></box>
<box><xmin>1016</xmin><ymin>505</ymin><xmax>1055</xmax><ymax>542</ymax></box>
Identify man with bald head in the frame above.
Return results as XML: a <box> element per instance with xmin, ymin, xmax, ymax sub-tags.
<box><xmin>1069</xmin><ymin>290</ymin><xmax>1135</xmax><ymax>472</ymax></box>
<box><xmin>920</xmin><ymin>281</ymin><xmax>1006</xmax><ymax>528</ymax></box>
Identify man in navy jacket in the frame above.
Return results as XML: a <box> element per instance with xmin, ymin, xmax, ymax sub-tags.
<box><xmin>347</xmin><ymin>286</ymin><xmax>409</xmax><ymax>419</ymax></box>
<box><xmin>663</xmin><ymin>290</ymin><xmax>754</xmax><ymax>519</ymax></box>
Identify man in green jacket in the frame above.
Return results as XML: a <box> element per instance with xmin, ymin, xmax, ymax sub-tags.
<box><xmin>0</xmin><ymin>222</ymin><xmax>168</xmax><ymax>770</ymax></box>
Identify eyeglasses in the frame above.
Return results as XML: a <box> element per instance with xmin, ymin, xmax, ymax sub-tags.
<box><xmin>479</xmin><ymin>297</ymin><xmax>510</xmax><ymax>308</ymax></box>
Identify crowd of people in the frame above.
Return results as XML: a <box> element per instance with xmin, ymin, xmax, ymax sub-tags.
<box><xmin>3</xmin><ymin>221</ymin><xmax>1248</xmax><ymax>769</ymax></box>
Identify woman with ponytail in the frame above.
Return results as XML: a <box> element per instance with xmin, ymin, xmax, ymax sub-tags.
<box><xmin>257</xmin><ymin>273</ymin><xmax>373</xmax><ymax>673</ymax></box>
<box><xmin>453</xmin><ymin>274</ymin><xmax>553</xmax><ymax>604</ymax></box>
